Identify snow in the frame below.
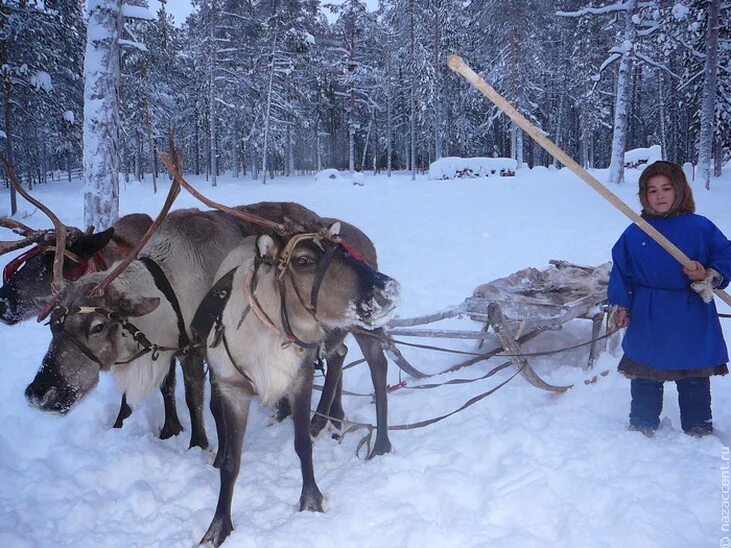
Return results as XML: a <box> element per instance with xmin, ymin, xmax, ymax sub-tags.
<box><xmin>63</xmin><ymin>110</ymin><xmax>75</xmax><ymax>124</ymax></box>
<box><xmin>121</xmin><ymin>4</ymin><xmax>156</xmax><ymax>21</ymax></box>
<box><xmin>1</xmin><ymin>166</ymin><xmax>730</xmax><ymax>547</ymax></box>
<box><xmin>118</xmin><ymin>39</ymin><xmax>149</xmax><ymax>52</ymax></box>
<box><xmin>30</xmin><ymin>70</ymin><xmax>53</xmax><ymax>92</ymax></box>
<box><xmin>0</xmin><ymin>130</ymin><xmax>6</xmax><ymax>139</ymax></box>
<box><xmin>429</xmin><ymin>157</ymin><xmax>518</xmax><ymax>180</ymax></box>
<box><xmin>624</xmin><ymin>144</ymin><xmax>662</xmax><ymax>168</ymax></box>
<box><xmin>672</xmin><ymin>3</ymin><xmax>690</xmax><ymax>20</ymax></box>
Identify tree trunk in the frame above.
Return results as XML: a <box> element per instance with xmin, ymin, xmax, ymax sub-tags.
<box><xmin>194</xmin><ymin>110</ymin><xmax>200</xmax><ymax>175</ymax></box>
<box><xmin>657</xmin><ymin>72</ymin><xmax>667</xmax><ymax>159</ymax></box>
<box><xmin>83</xmin><ymin>0</ymin><xmax>122</xmax><ymax>231</ymax></box>
<box><xmin>386</xmin><ymin>35</ymin><xmax>393</xmax><ymax>177</ymax></box>
<box><xmin>697</xmin><ymin>0</ymin><xmax>720</xmax><ymax>189</ymax></box>
<box><xmin>0</xmin><ymin>0</ymin><xmax>17</xmax><ymax>214</ymax></box>
<box><xmin>433</xmin><ymin>0</ymin><xmax>443</xmax><ymax>161</ymax></box>
<box><xmin>713</xmin><ymin>137</ymin><xmax>722</xmax><ymax>177</ymax></box>
<box><xmin>409</xmin><ymin>0</ymin><xmax>416</xmax><ymax>181</ymax></box>
<box><xmin>262</xmin><ymin>31</ymin><xmax>278</xmax><ymax>185</ymax></box>
<box><xmin>607</xmin><ymin>0</ymin><xmax>637</xmax><ymax>185</ymax></box>
<box><xmin>208</xmin><ymin>4</ymin><xmax>218</xmax><ymax>187</ymax></box>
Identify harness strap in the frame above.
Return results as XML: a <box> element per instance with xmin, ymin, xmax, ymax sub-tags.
<box><xmin>139</xmin><ymin>257</ymin><xmax>191</xmax><ymax>351</ymax></box>
<box><xmin>50</xmin><ymin>305</ymin><xmax>178</xmax><ymax>366</ymax></box>
<box><xmin>309</xmin><ymin>244</ymin><xmax>336</xmax><ymax>312</ymax></box>
<box><xmin>278</xmin><ymin>283</ymin><xmax>320</xmax><ymax>349</ymax></box>
<box><xmin>191</xmin><ymin>267</ymin><xmax>237</xmax><ymax>343</ymax></box>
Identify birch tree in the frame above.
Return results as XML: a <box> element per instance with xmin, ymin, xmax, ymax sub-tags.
<box><xmin>696</xmin><ymin>0</ymin><xmax>721</xmax><ymax>189</ymax></box>
<box><xmin>83</xmin><ymin>0</ymin><xmax>123</xmax><ymax>230</ymax></box>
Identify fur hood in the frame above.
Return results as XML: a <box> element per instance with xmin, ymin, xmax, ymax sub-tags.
<box><xmin>638</xmin><ymin>161</ymin><xmax>695</xmax><ymax>218</ymax></box>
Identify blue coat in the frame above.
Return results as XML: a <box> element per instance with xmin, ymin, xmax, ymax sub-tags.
<box><xmin>608</xmin><ymin>213</ymin><xmax>731</xmax><ymax>371</ymax></box>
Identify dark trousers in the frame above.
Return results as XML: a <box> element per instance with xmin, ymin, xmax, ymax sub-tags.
<box><xmin>630</xmin><ymin>377</ymin><xmax>712</xmax><ymax>433</ymax></box>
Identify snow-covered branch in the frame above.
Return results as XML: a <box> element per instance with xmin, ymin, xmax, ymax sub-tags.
<box><xmin>121</xmin><ymin>4</ymin><xmax>155</xmax><ymax>21</ymax></box>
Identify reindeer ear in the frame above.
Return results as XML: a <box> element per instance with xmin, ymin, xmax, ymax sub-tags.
<box><xmin>257</xmin><ymin>235</ymin><xmax>276</xmax><ymax>258</ymax></box>
<box><xmin>327</xmin><ymin>222</ymin><xmax>341</xmax><ymax>237</ymax></box>
<box><xmin>69</xmin><ymin>228</ymin><xmax>115</xmax><ymax>258</ymax></box>
<box><xmin>118</xmin><ymin>296</ymin><xmax>160</xmax><ymax>317</ymax></box>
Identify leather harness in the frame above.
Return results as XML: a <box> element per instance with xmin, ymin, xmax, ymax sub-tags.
<box><xmin>50</xmin><ymin>257</ymin><xmax>194</xmax><ymax>367</ymax></box>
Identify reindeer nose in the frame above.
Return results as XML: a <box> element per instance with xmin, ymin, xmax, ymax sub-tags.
<box><xmin>25</xmin><ymin>379</ymin><xmax>54</xmax><ymax>409</ymax></box>
<box><xmin>25</xmin><ymin>368</ymin><xmax>72</xmax><ymax>413</ymax></box>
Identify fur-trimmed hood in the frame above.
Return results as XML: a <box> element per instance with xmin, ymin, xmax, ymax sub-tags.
<box><xmin>638</xmin><ymin>161</ymin><xmax>695</xmax><ymax>218</ymax></box>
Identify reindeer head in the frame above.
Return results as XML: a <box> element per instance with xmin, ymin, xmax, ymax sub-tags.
<box><xmin>25</xmin><ymin>270</ymin><xmax>162</xmax><ymax>413</ymax></box>
<box><xmin>0</xmin><ymin>228</ymin><xmax>115</xmax><ymax>324</ymax></box>
<box><xmin>256</xmin><ymin>223</ymin><xmax>399</xmax><ymax>340</ymax></box>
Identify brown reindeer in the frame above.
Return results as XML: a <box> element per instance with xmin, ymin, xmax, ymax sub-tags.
<box><xmin>197</xmin><ymin>227</ymin><xmax>399</xmax><ymax>546</ymax></box>
<box><xmin>23</xmin><ymin>208</ymin><xmax>246</xmax><ymax>452</ymax></box>
<box><xmin>0</xmin><ymin>212</ymin><xmax>206</xmax><ymax>441</ymax></box>
<box><xmin>232</xmin><ymin>202</ymin><xmax>394</xmax><ymax>457</ymax></box>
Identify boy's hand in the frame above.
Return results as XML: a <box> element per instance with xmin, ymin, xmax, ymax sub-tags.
<box><xmin>683</xmin><ymin>260</ymin><xmax>707</xmax><ymax>281</ymax></box>
<box><xmin>614</xmin><ymin>307</ymin><xmax>630</xmax><ymax>328</ymax></box>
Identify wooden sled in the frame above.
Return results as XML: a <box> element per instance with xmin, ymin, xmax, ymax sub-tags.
<box><xmin>386</xmin><ymin>260</ymin><xmax>618</xmax><ymax>392</ymax></box>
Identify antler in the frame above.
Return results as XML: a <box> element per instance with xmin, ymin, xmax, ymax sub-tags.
<box><xmin>88</xmin><ymin>145</ymin><xmax>182</xmax><ymax>298</ymax></box>
<box><xmin>160</xmin><ymin>133</ymin><xmax>289</xmax><ymax>236</ymax></box>
<box><xmin>0</xmin><ymin>155</ymin><xmax>67</xmax><ymax>293</ymax></box>
<box><xmin>0</xmin><ymin>217</ymin><xmax>50</xmax><ymax>255</ymax></box>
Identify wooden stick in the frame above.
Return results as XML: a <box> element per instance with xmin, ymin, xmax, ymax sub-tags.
<box><xmin>447</xmin><ymin>55</ymin><xmax>731</xmax><ymax>308</ymax></box>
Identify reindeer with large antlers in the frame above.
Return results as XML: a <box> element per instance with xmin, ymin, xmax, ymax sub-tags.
<box><xmin>0</xmin><ymin>164</ymin><xmax>205</xmax><ymax>443</ymax></box>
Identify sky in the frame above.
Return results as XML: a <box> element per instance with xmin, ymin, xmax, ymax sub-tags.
<box><xmin>148</xmin><ymin>0</ymin><xmax>380</xmax><ymax>26</ymax></box>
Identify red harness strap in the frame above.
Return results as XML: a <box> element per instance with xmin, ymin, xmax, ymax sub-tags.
<box><xmin>339</xmin><ymin>239</ymin><xmax>367</xmax><ymax>264</ymax></box>
<box><xmin>3</xmin><ymin>245</ymin><xmax>47</xmax><ymax>284</ymax></box>
<box><xmin>2</xmin><ymin>245</ymin><xmax>108</xmax><ymax>285</ymax></box>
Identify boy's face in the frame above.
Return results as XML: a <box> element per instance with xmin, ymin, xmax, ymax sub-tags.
<box><xmin>646</xmin><ymin>175</ymin><xmax>675</xmax><ymax>215</ymax></box>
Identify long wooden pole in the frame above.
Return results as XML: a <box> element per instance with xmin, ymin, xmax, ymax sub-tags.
<box><xmin>447</xmin><ymin>55</ymin><xmax>731</xmax><ymax>308</ymax></box>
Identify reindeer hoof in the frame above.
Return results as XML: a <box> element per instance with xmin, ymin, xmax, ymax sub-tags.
<box><xmin>310</xmin><ymin>415</ymin><xmax>328</xmax><ymax>438</ymax></box>
<box><xmin>200</xmin><ymin>516</ymin><xmax>233</xmax><ymax>547</ymax></box>
<box><xmin>299</xmin><ymin>488</ymin><xmax>324</xmax><ymax>513</ymax></box>
<box><xmin>368</xmin><ymin>438</ymin><xmax>393</xmax><ymax>459</ymax></box>
<box><xmin>159</xmin><ymin>420</ymin><xmax>184</xmax><ymax>440</ymax></box>
<box><xmin>189</xmin><ymin>432</ymin><xmax>209</xmax><ymax>451</ymax></box>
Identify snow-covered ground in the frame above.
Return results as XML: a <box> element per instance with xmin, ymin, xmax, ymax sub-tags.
<box><xmin>1</xmin><ymin>166</ymin><xmax>730</xmax><ymax>547</ymax></box>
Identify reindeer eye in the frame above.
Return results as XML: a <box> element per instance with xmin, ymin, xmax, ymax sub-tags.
<box><xmin>90</xmin><ymin>322</ymin><xmax>105</xmax><ymax>335</ymax></box>
<box><xmin>294</xmin><ymin>256</ymin><xmax>314</xmax><ymax>269</ymax></box>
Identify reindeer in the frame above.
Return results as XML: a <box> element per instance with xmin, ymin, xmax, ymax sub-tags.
<box><xmin>0</xmin><ymin>214</ymin><xmax>151</xmax><ymax>325</ymax></box>
<box><xmin>231</xmin><ymin>202</ymin><xmax>395</xmax><ymax>457</ymax></box>
<box><xmin>23</xmin><ymin>208</ymin><xmax>246</xmax><ymax>450</ymax></box>
<box><xmin>0</xmin><ymin>208</ymin><xmax>209</xmax><ymax>442</ymax></box>
<box><xmin>196</xmin><ymin>225</ymin><xmax>399</xmax><ymax>546</ymax></box>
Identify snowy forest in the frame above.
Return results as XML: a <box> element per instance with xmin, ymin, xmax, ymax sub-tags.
<box><xmin>1</xmin><ymin>0</ymin><xmax>729</xmax><ymax>196</ymax></box>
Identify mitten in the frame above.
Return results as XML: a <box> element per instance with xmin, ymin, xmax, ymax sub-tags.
<box><xmin>690</xmin><ymin>268</ymin><xmax>723</xmax><ymax>303</ymax></box>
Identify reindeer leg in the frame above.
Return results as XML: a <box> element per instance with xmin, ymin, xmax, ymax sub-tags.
<box><xmin>292</xmin><ymin>364</ymin><xmax>324</xmax><ymax>513</ymax></box>
<box><xmin>210</xmin><ymin>371</ymin><xmax>225</xmax><ymax>469</ymax></box>
<box><xmin>311</xmin><ymin>331</ymin><xmax>347</xmax><ymax>438</ymax></box>
<box><xmin>159</xmin><ymin>358</ymin><xmax>183</xmax><ymax>439</ymax></box>
<box><xmin>112</xmin><ymin>394</ymin><xmax>132</xmax><ymax>428</ymax></box>
<box><xmin>180</xmin><ymin>347</ymin><xmax>208</xmax><ymax>449</ymax></box>
<box><xmin>201</xmin><ymin>381</ymin><xmax>250</xmax><ymax>547</ymax></box>
<box><xmin>354</xmin><ymin>329</ymin><xmax>392</xmax><ymax>458</ymax></box>
<box><xmin>328</xmin><ymin>373</ymin><xmax>345</xmax><ymax>438</ymax></box>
